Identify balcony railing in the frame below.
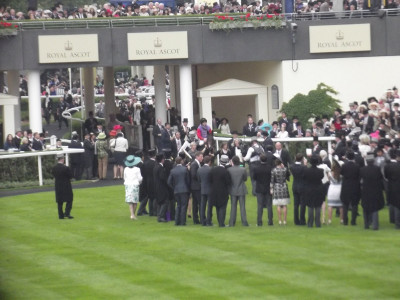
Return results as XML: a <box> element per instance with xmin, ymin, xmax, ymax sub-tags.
<box><xmin>10</xmin><ymin>9</ymin><xmax>400</xmax><ymax>31</ymax></box>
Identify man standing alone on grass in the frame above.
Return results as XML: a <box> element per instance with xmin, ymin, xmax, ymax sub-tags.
<box><xmin>52</xmin><ymin>154</ymin><xmax>74</xmax><ymax>219</ymax></box>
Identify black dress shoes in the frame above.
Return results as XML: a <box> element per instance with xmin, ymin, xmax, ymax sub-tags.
<box><xmin>65</xmin><ymin>215</ymin><xmax>74</xmax><ymax>219</ymax></box>
<box><xmin>158</xmin><ymin>218</ymin><xmax>167</xmax><ymax>222</ymax></box>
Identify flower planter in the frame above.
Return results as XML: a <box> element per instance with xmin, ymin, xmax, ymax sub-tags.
<box><xmin>0</xmin><ymin>30</ymin><xmax>18</xmax><ymax>36</ymax></box>
<box><xmin>209</xmin><ymin>20</ymin><xmax>286</xmax><ymax>32</ymax></box>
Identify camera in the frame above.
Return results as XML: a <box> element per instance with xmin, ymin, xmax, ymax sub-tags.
<box><xmin>291</xmin><ymin>23</ymin><xmax>298</xmax><ymax>31</ymax></box>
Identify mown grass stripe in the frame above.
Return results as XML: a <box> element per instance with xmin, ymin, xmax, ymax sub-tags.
<box><xmin>1</xmin><ymin>184</ymin><xmax>399</xmax><ymax>299</ymax></box>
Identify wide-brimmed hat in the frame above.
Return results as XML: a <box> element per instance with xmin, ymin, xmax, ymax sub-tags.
<box><xmin>97</xmin><ymin>132</ymin><xmax>106</xmax><ymax>140</ymax></box>
<box><xmin>368</xmin><ymin>102</ymin><xmax>379</xmax><ymax>109</ymax></box>
<box><xmin>220</xmin><ymin>155</ymin><xmax>229</xmax><ymax>165</ymax></box>
<box><xmin>124</xmin><ymin>155</ymin><xmax>141</xmax><ymax>167</ymax></box>
<box><xmin>379</xmin><ymin>109</ymin><xmax>389</xmax><ymax>116</ymax></box>
<box><xmin>109</xmin><ymin>130</ymin><xmax>117</xmax><ymax>136</ymax></box>
<box><xmin>113</xmin><ymin>124</ymin><xmax>123</xmax><ymax>131</ymax></box>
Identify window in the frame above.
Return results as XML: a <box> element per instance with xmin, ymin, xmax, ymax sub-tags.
<box><xmin>271</xmin><ymin>85</ymin><xmax>279</xmax><ymax>109</ymax></box>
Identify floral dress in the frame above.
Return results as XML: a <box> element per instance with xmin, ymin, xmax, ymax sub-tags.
<box><xmin>124</xmin><ymin>166</ymin><xmax>142</xmax><ymax>203</ymax></box>
<box><xmin>271</xmin><ymin>167</ymin><xmax>290</xmax><ymax>206</ymax></box>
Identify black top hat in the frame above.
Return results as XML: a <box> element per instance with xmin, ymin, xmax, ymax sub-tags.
<box><xmin>148</xmin><ymin>149</ymin><xmax>156</xmax><ymax>157</ymax></box>
<box><xmin>313</xmin><ymin>136</ymin><xmax>319</xmax><ymax>142</ymax></box>
<box><xmin>156</xmin><ymin>153</ymin><xmax>165</xmax><ymax>163</ymax></box>
<box><xmin>183</xmin><ymin>118</ymin><xmax>188</xmax><ymax>123</ymax></box>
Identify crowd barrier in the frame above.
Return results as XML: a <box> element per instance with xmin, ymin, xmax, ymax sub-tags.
<box><xmin>0</xmin><ymin>148</ymin><xmax>84</xmax><ymax>186</ymax></box>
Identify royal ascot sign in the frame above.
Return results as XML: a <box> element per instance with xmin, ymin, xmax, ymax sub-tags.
<box><xmin>38</xmin><ymin>34</ymin><xmax>99</xmax><ymax>63</ymax></box>
<box><xmin>309</xmin><ymin>24</ymin><xmax>371</xmax><ymax>53</ymax></box>
<box><xmin>127</xmin><ymin>31</ymin><xmax>188</xmax><ymax>60</ymax></box>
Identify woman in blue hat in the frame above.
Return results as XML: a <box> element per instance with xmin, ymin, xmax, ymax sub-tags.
<box><xmin>124</xmin><ymin>155</ymin><xmax>143</xmax><ymax>220</ymax></box>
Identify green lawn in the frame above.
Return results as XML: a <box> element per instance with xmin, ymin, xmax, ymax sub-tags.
<box><xmin>0</xmin><ymin>184</ymin><xmax>399</xmax><ymax>299</ymax></box>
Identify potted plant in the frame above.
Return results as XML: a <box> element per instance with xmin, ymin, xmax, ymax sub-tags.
<box><xmin>209</xmin><ymin>13</ymin><xmax>286</xmax><ymax>32</ymax></box>
<box><xmin>0</xmin><ymin>21</ymin><xmax>18</xmax><ymax>37</ymax></box>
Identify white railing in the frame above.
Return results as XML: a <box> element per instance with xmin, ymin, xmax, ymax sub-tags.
<box><xmin>213</xmin><ymin>136</ymin><xmax>336</xmax><ymax>165</ymax></box>
<box><xmin>0</xmin><ymin>148</ymin><xmax>84</xmax><ymax>186</ymax></box>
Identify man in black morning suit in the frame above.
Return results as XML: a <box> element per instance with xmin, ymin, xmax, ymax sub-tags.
<box><xmin>153</xmin><ymin>153</ymin><xmax>169</xmax><ymax>222</ymax></box>
<box><xmin>190</xmin><ymin>151</ymin><xmax>203</xmax><ymax>224</ymax></box>
<box><xmin>384</xmin><ymin>149</ymin><xmax>400</xmax><ymax>229</ymax></box>
<box><xmin>171</xmin><ymin>131</ymin><xmax>184</xmax><ymax>159</ymax></box>
<box><xmin>253</xmin><ymin>154</ymin><xmax>273</xmax><ymax>226</ymax></box>
<box><xmin>290</xmin><ymin>153</ymin><xmax>307</xmax><ymax>225</ymax></box>
<box><xmin>168</xmin><ymin>157</ymin><xmax>191</xmax><ymax>226</ymax></box>
<box><xmin>140</xmin><ymin>149</ymin><xmax>157</xmax><ymax>216</ymax></box>
<box><xmin>242</xmin><ymin>116</ymin><xmax>257</xmax><ymax>137</ymax></box>
<box><xmin>311</xmin><ymin>136</ymin><xmax>322</xmax><ymax>156</ymax></box>
<box><xmin>340</xmin><ymin>151</ymin><xmax>361</xmax><ymax>225</ymax></box>
<box><xmin>274</xmin><ymin>142</ymin><xmax>291</xmax><ymax>168</ymax></box>
<box><xmin>163</xmin><ymin>151</ymin><xmax>175</xmax><ymax>221</ymax></box>
<box><xmin>152</xmin><ymin>118</ymin><xmax>164</xmax><ymax>152</ymax></box>
<box><xmin>135</xmin><ymin>151</ymin><xmax>148</xmax><ymax>216</ymax></box>
<box><xmin>52</xmin><ymin>154</ymin><xmax>74</xmax><ymax>219</ymax></box>
<box><xmin>209</xmin><ymin>157</ymin><xmax>232</xmax><ymax>227</ymax></box>
<box><xmin>197</xmin><ymin>155</ymin><xmax>213</xmax><ymax>226</ymax></box>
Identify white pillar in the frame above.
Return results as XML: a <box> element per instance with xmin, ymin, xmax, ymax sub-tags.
<box><xmin>179</xmin><ymin>64</ymin><xmax>194</xmax><ymax>128</ymax></box>
<box><xmin>332</xmin><ymin>0</ymin><xmax>343</xmax><ymax>11</ymax></box>
<box><xmin>138</xmin><ymin>66</ymin><xmax>145</xmax><ymax>79</ymax></box>
<box><xmin>27</xmin><ymin>70</ymin><xmax>42</xmax><ymax>133</ymax></box>
<box><xmin>143</xmin><ymin>66</ymin><xmax>153</xmax><ymax>83</ymax></box>
<box><xmin>200</xmin><ymin>96</ymin><xmax>212</xmax><ymax>130</ymax></box>
<box><xmin>154</xmin><ymin>65</ymin><xmax>167</xmax><ymax>124</ymax></box>
<box><xmin>168</xmin><ymin>65</ymin><xmax>176</xmax><ymax>108</ymax></box>
<box><xmin>3</xmin><ymin>100</ymin><xmax>17</xmax><ymax>138</ymax></box>
<box><xmin>7</xmin><ymin>70</ymin><xmax>21</xmax><ymax>132</ymax></box>
<box><xmin>83</xmin><ymin>67</ymin><xmax>95</xmax><ymax>118</ymax></box>
<box><xmin>130</xmin><ymin>66</ymin><xmax>136</xmax><ymax>78</ymax></box>
<box><xmin>256</xmin><ymin>90</ymin><xmax>268</xmax><ymax>124</ymax></box>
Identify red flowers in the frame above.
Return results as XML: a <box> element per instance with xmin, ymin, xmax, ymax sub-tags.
<box><xmin>0</xmin><ymin>21</ymin><xmax>17</xmax><ymax>29</ymax></box>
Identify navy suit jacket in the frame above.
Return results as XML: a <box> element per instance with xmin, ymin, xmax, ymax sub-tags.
<box><xmin>197</xmin><ymin>164</ymin><xmax>211</xmax><ymax>195</ymax></box>
<box><xmin>190</xmin><ymin>160</ymin><xmax>201</xmax><ymax>190</ymax></box>
<box><xmin>168</xmin><ymin>164</ymin><xmax>190</xmax><ymax>194</ymax></box>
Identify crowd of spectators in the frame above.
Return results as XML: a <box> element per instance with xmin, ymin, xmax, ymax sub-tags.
<box><xmin>1</xmin><ymin>0</ymin><xmax>398</xmax><ymax>22</ymax></box>
<box><xmin>3</xmin><ymin>81</ymin><xmax>400</xmax><ymax>229</ymax></box>
<box><xmin>295</xmin><ymin>0</ymin><xmax>398</xmax><ymax>13</ymax></box>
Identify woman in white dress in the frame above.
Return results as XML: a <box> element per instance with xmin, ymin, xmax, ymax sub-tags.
<box><xmin>276</xmin><ymin>123</ymin><xmax>289</xmax><ymax>139</ymax></box>
<box><xmin>327</xmin><ymin>159</ymin><xmax>343</xmax><ymax>224</ymax></box>
<box><xmin>318</xmin><ymin>150</ymin><xmax>331</xmax><ymax>224</ymax></box>
<box><xmin>124</xmin><ymin>155</ymin><xmax>143</xmax><ymax>220</ymax></box>
<box><xmin>218</xmin><ymin>118</ymin><xmax>231</xmax><ymax>135</ymax></box>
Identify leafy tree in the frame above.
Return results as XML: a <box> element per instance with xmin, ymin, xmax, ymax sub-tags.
<box><xmin>280</xmin><ymin>83</ymin><xmax>342</xmax><ymax>127</ymax></box>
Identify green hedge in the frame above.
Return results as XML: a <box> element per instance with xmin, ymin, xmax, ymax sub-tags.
<box><xmin>0</xmin><ymin>155</ymin><xmax>56</xmax><ymax>183</ymax></box>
